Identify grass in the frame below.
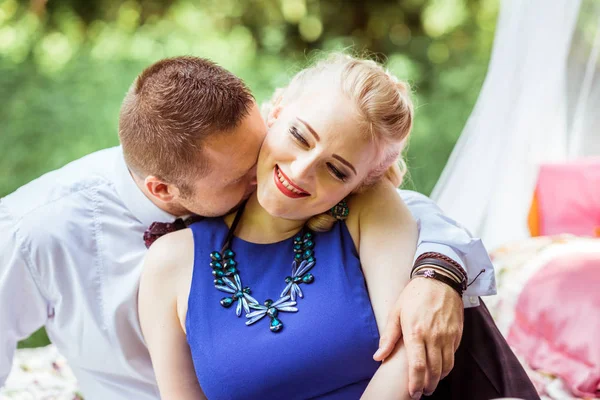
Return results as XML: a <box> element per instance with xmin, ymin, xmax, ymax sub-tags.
<box><xmin>17</xmin><ymin>327</ymin><xmax>51</xmax><ymax>348</ymax></box>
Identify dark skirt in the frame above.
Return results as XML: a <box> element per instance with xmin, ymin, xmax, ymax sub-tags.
<box><xmin>429</xmin><ymin>300</ymin><xmax>540</xmax><ymax>400</ymax></box>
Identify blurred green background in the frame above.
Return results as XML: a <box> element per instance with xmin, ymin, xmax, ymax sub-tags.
<box><xmin>1</xmin><ymin>0</ymin><xmax>498</xmax><ymax>348</ymax></box>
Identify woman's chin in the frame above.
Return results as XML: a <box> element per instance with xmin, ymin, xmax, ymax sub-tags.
<box><xmin>257</xmin><ymin>186</ymin><xmax>316</xmax><ymax>221</ymax></box>
<box><xmin>261</xmin><ymin>200</ymin><xmax>291</xmax><ymax>218</ymax></box>
<box><xmin>257</xmin><ymin>189</ymin><xmax>285</xmax><ymax>215</ymax></box>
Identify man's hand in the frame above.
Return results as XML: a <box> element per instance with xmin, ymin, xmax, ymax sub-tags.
<box><xmin>373</xmin><ymin>277</ymin><xmax>464</xmax><ymax>399</ymax></box>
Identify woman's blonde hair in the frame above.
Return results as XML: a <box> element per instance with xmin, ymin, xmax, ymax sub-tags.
<box><xmin>263</xmin><ymin>53</ymin><xmax>414</xmax><ymax>231</ymax></box>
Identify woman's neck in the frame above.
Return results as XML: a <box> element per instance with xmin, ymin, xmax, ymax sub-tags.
<box><xmin>224</xmin><ymin>192</ymin><xmax>307</xmax><ymax>244</ymax></box>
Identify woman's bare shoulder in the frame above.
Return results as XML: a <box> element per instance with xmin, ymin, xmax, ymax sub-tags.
<box><xmin>345</xmin><ymin>180</ymin><xmax>414</xmax><ymax>251</ymax></box>
<box><xmin>141</xmin><ymin>228</ymin><xmax>196</xmax><ymax>297</ymax></box>
<box><xmin>141</xmin><ymin>229</ymin><xmax>196</xmax><ymax>331</ymax></box>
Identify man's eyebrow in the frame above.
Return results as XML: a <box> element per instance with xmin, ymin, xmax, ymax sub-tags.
<box><xmin>297</xmin><ymin>118</ymin><xmax>320</xmax><ymax>141</ymax></box>
<box><xmin>332</xmin><ymin>155</ymin><xmax>357</xmax><ymax>175</ymax></box>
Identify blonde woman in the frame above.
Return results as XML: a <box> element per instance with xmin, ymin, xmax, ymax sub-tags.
<box><xmin>139</xmin><ymin>54</ymin><xmax>538</xmax><ymax>399</ymax></box>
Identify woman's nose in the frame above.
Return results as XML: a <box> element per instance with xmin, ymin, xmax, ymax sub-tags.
<box><xmin>290</xmin><ymin>156</ymin><xmax>315</xmax><ymax>182</ymax></box>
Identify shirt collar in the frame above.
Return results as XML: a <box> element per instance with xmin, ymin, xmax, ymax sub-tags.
<box><xmin>112</xmin><ymin>146</ymin><xmax>176</xmax><ymax>228</ymax></box>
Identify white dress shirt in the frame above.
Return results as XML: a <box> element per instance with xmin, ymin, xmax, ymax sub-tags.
<box><xmin>0</xmin><ymin>146</ymin><xmax>496</xmax><ymax>399</ymax></box>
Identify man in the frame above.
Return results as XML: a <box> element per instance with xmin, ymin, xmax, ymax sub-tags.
<box><xmin>0</xmin><ymin>56</ymin><xmax>495</xmax><ymax>399</ymax></box>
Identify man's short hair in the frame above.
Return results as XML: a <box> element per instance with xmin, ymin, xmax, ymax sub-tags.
<box><xmin>118</xmin><ymin>56</ymin><xmax>254</xmax><ymax>193</ymax></box>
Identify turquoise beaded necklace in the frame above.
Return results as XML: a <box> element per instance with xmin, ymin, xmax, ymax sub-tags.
<box><xmin>209</xmin><ymin>201</ymin><xmax>316</xmax><ymax>333</ymax></box>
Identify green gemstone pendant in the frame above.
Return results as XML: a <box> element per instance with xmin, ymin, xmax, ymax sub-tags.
<box><xmin>270</xmin><ymin>317</ymin><xmax>283</xmax><ymax>332</ymax></box>
<box><xmin>223</xmin><ymin>249</ymin><xmax>235</xmax><ymax>259</ymax></box>
<box><xmin>212</xmin><ymin>269</ymin><xmax>225</xmax><ymax>278</ymax></box>
<box><xmin>210</xmin><ymin>221</ymin><xmax>316</xmax><ymax>333</ymax></box>
<box><xmin>266</xmin><ymin>307</ymin><xmax>278</xmax><ymax>318</ymax></box>
<box><xmin>226</xmin><ymin>266</ymin><xmax>238</xmax><ymax>275</ymax></box>
<box><xmin>220</xmin><ymin>297</ymin><xmax>234</xmax><ymax>307</ymax></box>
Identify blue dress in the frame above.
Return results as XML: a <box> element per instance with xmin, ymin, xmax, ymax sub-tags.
<box><xmin>186</xmin><ymin>218</ymin><xmax>380</xmax><ymax>399</ymax></box>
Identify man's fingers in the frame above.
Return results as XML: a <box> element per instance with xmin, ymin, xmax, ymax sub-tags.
<box><xmin>405</xmin><ymin>335</ymin><xmax>427</xmax><ymax>399</ymax></box>
<box><xmin>453</xmin><ymin>326</ymin><xmax>464</xmax><ymax>352</ymax></box>
<box><xmin>423</xmin><ymin>344</ymin><xmax>442</xmax><ymax>396</ymax></box>
<box><xmin>373</xmin><ymin>303</ymin><xmax>403</xmax><ymax>361</ymax></box>
<box><xmin>441</xmin><ymin>345</ymin><xmax>455</xmax><ymax>380</ymax></box>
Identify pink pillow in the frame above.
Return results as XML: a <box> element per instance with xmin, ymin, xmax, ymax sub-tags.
<box><xmin>507</xmin><ymin>252</ymin><xmax>600</xmax><ymax>397</ymax></box>
<box><xmin>532</xmin><ymin>159</ymin><xmax>600</xmax><ymax>237</ymax></box>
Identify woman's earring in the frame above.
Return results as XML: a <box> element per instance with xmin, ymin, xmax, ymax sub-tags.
<box><xmin>329</xmin><ymin>199</ymin><xmax>349</xmax><ymax>220</ymax></box>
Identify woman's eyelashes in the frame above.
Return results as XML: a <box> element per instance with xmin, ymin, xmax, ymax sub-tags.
<box><xmin>289</xmin><ymin>126</ymin><xmax>309</xmax><ymax>147</ymax></box>
<box><xmin>288</xmin><ymin>125</ymin><xmax>348</xmax><ymax>182</ymax></box>
<box><xmin>327</xmin><ymin>163</ymin><xmax>348</xmax><ymax>181</ymax></box>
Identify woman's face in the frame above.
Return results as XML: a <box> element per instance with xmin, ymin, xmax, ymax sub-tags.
<box><xmin>256</xmin><ymin>87</ymin><xmax>380</xmax><ymax>220</ymax></box>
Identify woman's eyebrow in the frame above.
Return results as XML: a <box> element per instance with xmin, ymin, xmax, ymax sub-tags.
<box><xmin>297</xmin><ymin>117</ymin><xmax>320</xmax><ymax>141</ymax></box>
<box><xmin>332</xmin><ymin>155</ymin><xmax>357</xmax><ymax>175</ymax></box>
<box><xmin>297</xmin><ymin>117</ymin><xmax>357</xmax><ymax>175</ymax></box>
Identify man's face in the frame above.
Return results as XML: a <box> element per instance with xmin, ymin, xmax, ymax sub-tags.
<box><xmin>177</xmin><ymin>102</ymin><xmax>267</xmax><ymax>217</ymax></box>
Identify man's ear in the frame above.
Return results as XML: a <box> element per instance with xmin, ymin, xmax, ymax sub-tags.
<box><xmin>145</xmin><ymin>176</ymin><xmax>179</xmax><ymax>203</ymax></box>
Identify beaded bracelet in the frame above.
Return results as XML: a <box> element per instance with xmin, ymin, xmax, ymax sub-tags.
<box><xmin>412</xmin><ymin>268</ymin><xmax>464</xmax><ymax>296</ymax></box>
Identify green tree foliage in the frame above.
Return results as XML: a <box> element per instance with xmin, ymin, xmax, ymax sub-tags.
<box><xmin>0</xmin><ymin>0</ymin><xmax>497</xmax><ymax>347</ymax></box>
<box><xmin>1</xmin><ymin>0</ymin><xmax>498</xmax><ymax>198</ymax></box>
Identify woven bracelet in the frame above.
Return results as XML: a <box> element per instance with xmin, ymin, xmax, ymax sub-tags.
<box><xmin>412</xmin><ymin>254</ymin><xmax>468</xmax><ymax>292</ymax></box>
<box><xmin>413</xmin><ymin>258</ymin><xmax>467</xmax><ymax>287</ymax></box>
<box><xmin>412</xmin><ymin>268</ymin><xmax>464</xmax><ymax>296</ymax></box>
<box><xmin>414</xmin><ymin>252</ymin><xmax>467</xmax><ymax>280</ymax></box>
<box><xmin>412</xmin><ymin>262</ymin><xmax>463</xmax><ymax>284</ymax></box>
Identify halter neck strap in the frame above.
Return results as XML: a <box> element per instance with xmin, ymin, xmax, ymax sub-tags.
<box><xmin>221</xmin><ymin>200</ymin><xmax>248</xmax><ymax>253</ymax></box>
<box><xmin>220</xmin><ymin>200</ymin><xmax>311</xmax><ymax>252</ymax></box>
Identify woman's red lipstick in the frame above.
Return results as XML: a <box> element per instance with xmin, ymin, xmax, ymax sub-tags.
<box><xmin>273</xmin><ymin>166</ymin><xmax>310</xmax><ymax>199</ymax></box>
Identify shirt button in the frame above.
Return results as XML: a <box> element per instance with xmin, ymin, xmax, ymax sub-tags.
<box><xmin>469</xmin><ymin>296</ymin><xmax>478</xmax><ymax>304</ymax></box>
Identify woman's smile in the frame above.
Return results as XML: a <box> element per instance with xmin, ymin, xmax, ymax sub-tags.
<box><xmin>273</xmin><ymin>165</ymin><xmax>311</xmax><ymax>198</ymax></box>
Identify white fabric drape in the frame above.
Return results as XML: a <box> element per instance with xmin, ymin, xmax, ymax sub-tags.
<box><xmin>432</xmin><ymin>0</ymin><xmax>600</xmax><ymax>250</ymax></box>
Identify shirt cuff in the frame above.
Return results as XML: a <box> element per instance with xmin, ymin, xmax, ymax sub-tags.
<box><xmin>463</xmin><ymin>295</ymin><xmax>480</xmax><ymax>307</ymax></box>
